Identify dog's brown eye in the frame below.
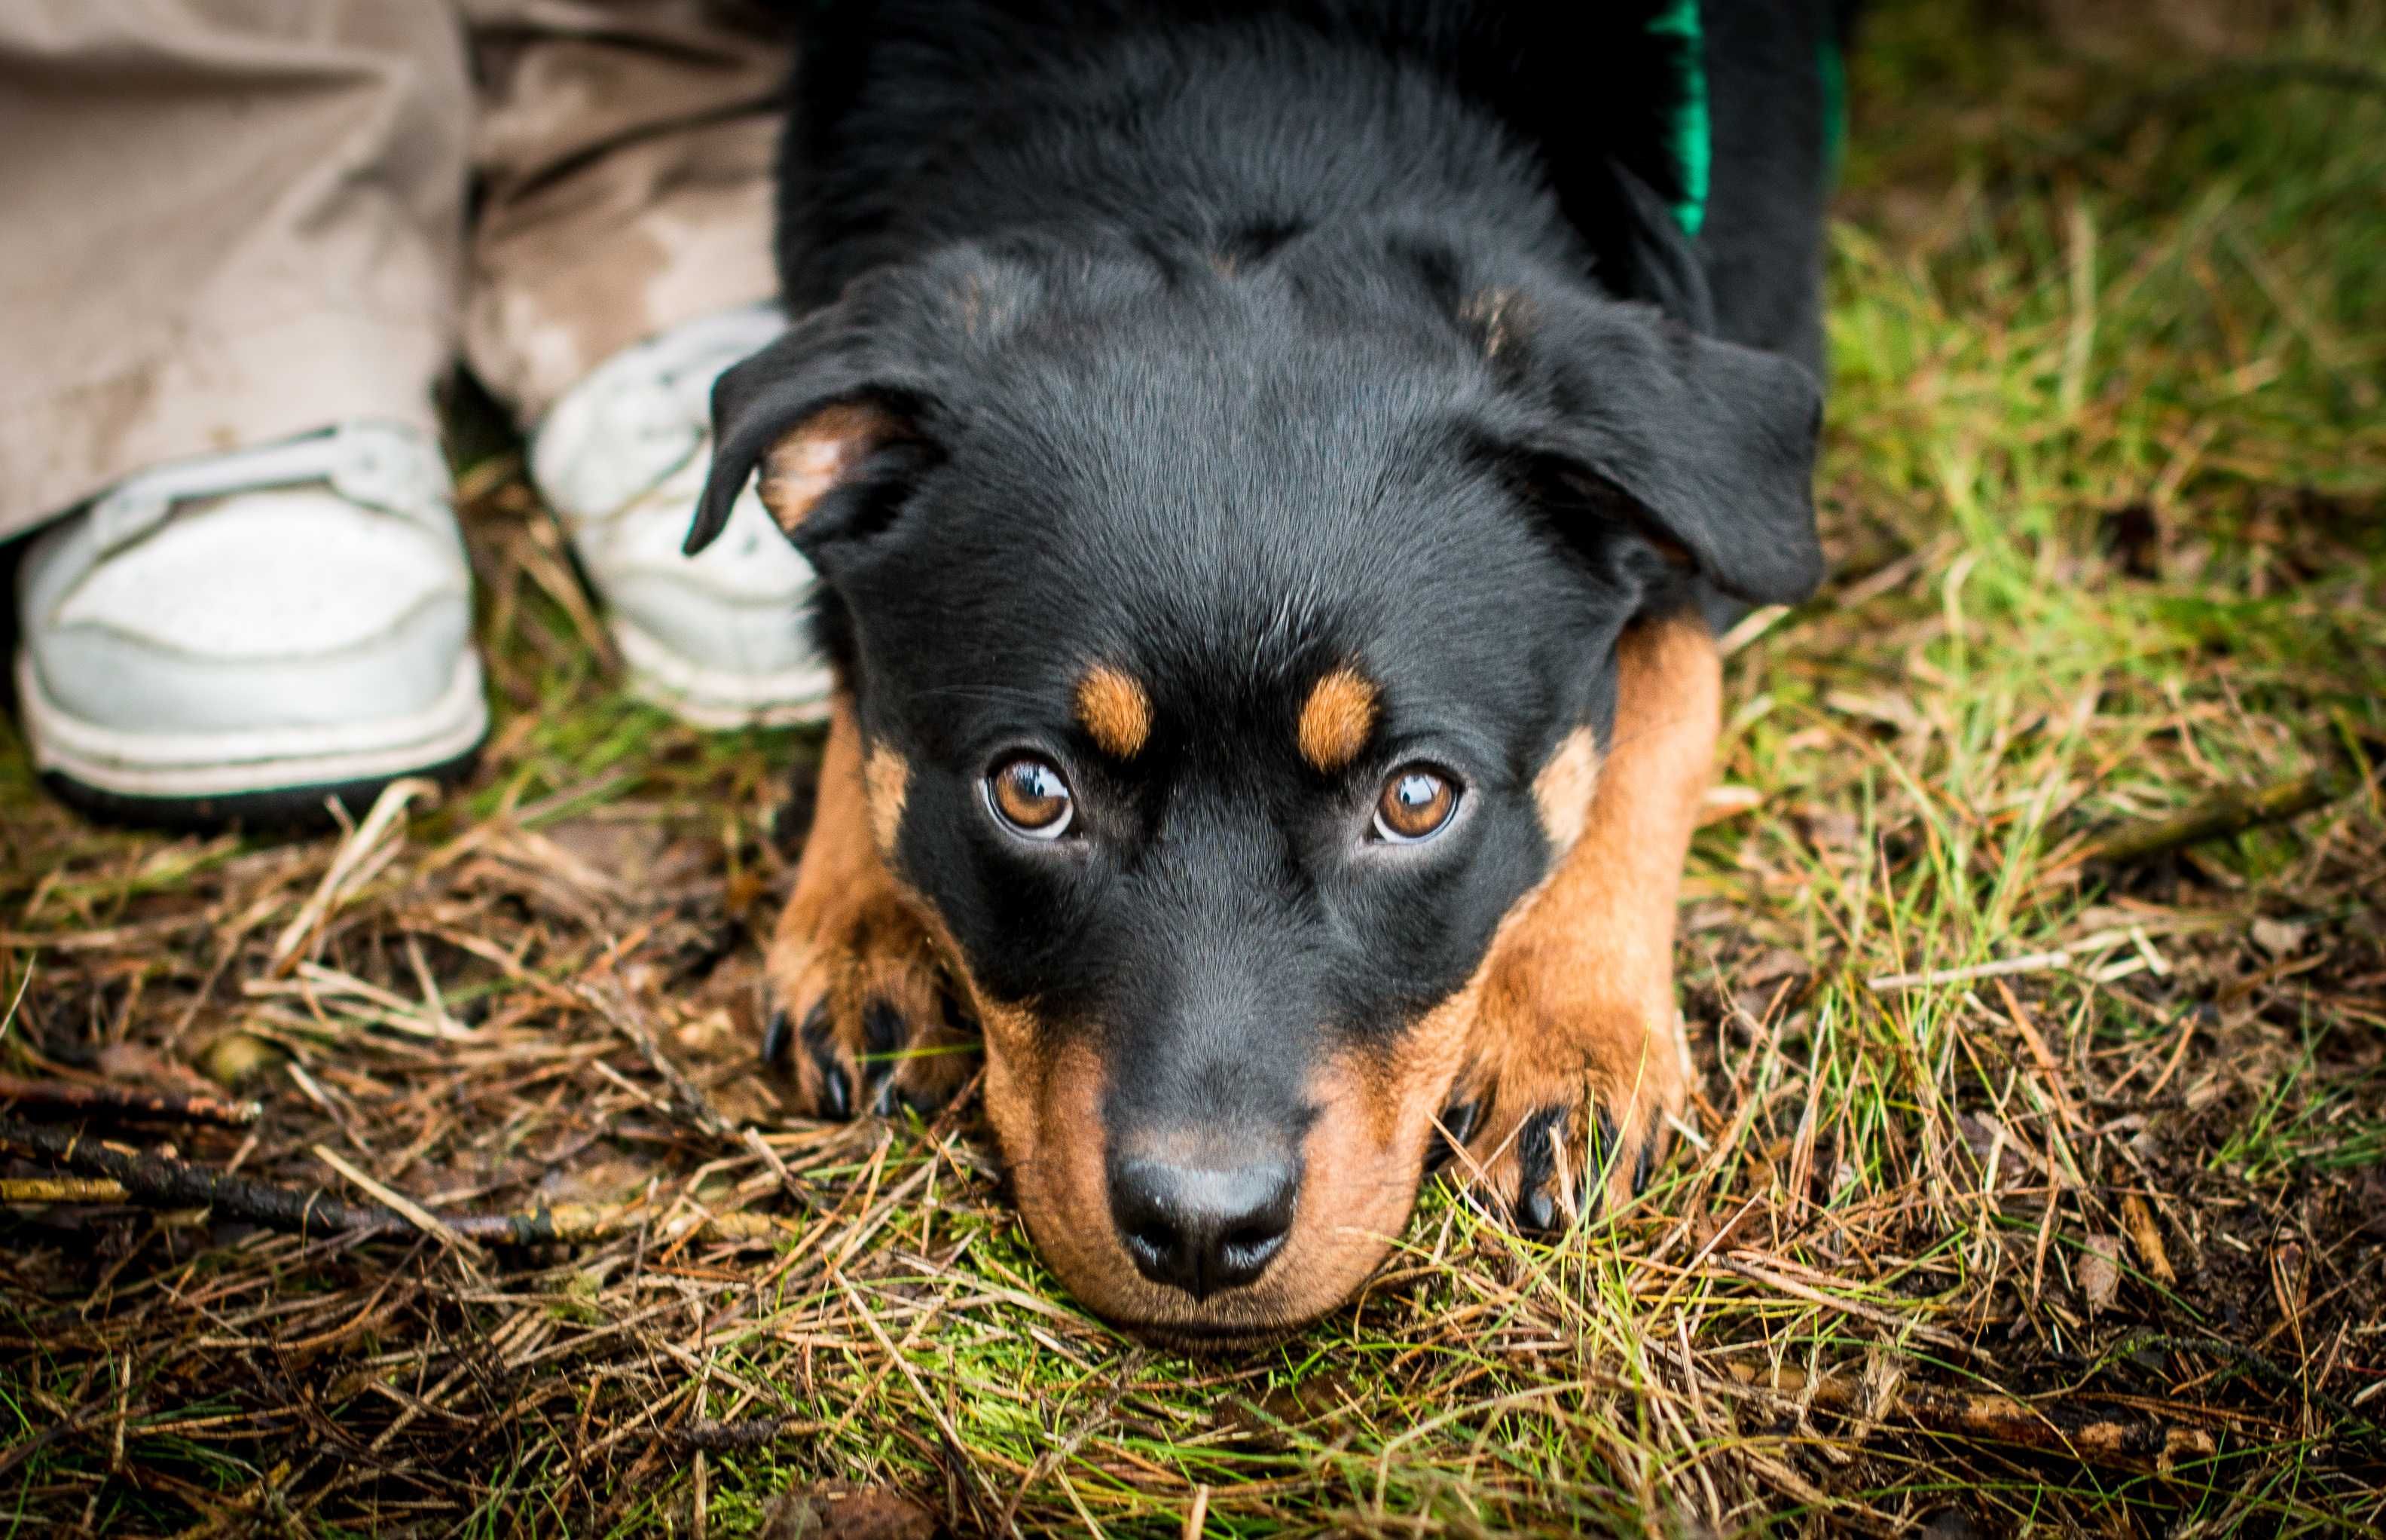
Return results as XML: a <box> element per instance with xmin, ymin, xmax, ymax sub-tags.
<box><xmin>987</xmin><ymin>755</ymin><xmax>1074</xmax><ymax>839</ymax></box>
<box><xmin>1374</xmin><ymin>766</ymin><xmax>1458</xmax><ymax>842</ymax></box>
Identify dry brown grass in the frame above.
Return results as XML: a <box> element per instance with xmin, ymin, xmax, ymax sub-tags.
<box><xmin>4</xmin><ymin>1</ymin><xmax>2384</xmax><ymax>1533</ymax></box>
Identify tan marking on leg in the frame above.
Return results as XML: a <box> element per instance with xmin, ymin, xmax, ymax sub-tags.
<box><xmin>757</xmin><ymin>402</ymin><xmax>900</xmax><ymax>534</ymax></box>
<box><xmin>1459</xmin><ymin>616</ymin><xmax>1718</xmax><ymax>1219</ymax></box>
<box><xmin>781</xmin><ymin>696</ymin><xmax>879</xmax><ymax>949</ymax></box>
<box><xmin>1074</xmin><ymin>665</ymin><xmax>1153</xmax><ymax>759</ymax></box>
<box><xmin>1531</xmin><ymin>726</ymin><xmax>1602</xmax><ymax>854</ymax></box>
<box><xmin>1297</xmin><ymin>668</ymin><xmax>1378</xmax><ymax>774</ymax></box>
<box><xmin>765</xmin><ymin>698</ymin><xmax>975</xmax><ymax>1119</ymax></box>
<box><xmin>801</xmin><ymin>855</ymin><xmax>1147</xmax><ymax>1328</ymax></box>
<box><xmin>863</xmin><ymin>743</ymin><xmax>908</xmax><ymax>858</ymax></box>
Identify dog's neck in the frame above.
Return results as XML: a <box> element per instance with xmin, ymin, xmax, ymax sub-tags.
<box><xmin>780</xmin><ymin>5</ymin><xmax>1711</xmax><ymax>321</ymax></box>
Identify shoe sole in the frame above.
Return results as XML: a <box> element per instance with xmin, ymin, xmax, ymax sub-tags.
<box><xmin>16</xmin><ymin>648</ymin><xmax>489</xmax><ymax>829</ymax></box>
<box><xmin>611</xmin><ymin>615</ymin><xmax>835</xmax><ymax>730</ymax></box>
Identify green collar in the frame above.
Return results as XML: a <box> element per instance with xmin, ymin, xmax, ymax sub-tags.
<box><xmin>1646</xmin><ymin>2</ymin><xmax>1847</xmax><ymax>240</ymax></box>
<box><xmin>1645</xmin><ymin>0</ymin><xmax>1711</xmax><ymax>237</ymax></box>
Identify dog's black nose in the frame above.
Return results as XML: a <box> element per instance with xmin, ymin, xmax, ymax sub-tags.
<box><xmin>1109</xmin><ymin>1154</ymin><xmax>1300</xmax><ymax>1300</ymax></box>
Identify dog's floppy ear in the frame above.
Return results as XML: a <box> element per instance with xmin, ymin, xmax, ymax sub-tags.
<box><xmin>1474</xmin><ymin>285</ymin><xmax>1824</xmax><ymax>607</ymax></box>
<box><xmin>682</xmin><ymin>290</ymin><xmax>933</xmax><ymax>561</ymax></box>
<box><xmin>686</xmin><ymin>249</ymin><xmax>1039</xmax><ymax>563</ymax></box>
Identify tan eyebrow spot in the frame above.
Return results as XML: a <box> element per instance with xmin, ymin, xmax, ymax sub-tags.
<box><xmin>1297</xmin><ymin>668</ymin><xmax>1379</xmax><ymax>773</ymax></box>
<box><xmin>1074</xmin><ymin>664</ymin><xmax>1153</xmax><ymax>759</ymax></box>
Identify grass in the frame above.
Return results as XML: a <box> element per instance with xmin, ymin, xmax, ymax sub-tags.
<box><xmin>4</xmin><ymin>0</ymin><xmax>2384</xmax><ymax>1532</ymax></box>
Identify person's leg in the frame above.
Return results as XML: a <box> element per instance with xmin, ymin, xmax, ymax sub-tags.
<box><xmin>460</xmin><ymin>2</ymin><xmax>786</xmax><ymax>421</ymax></box>
<box><xmin>0</xmin><ymin>1</ymin><xmax>466</xmax><ymax>539</ymax></box>
<box><xmin>1</xmin><ymin>0</ymin><xmax>484</xmax><ymax>820</ymax></box>
<box><xmin>460</xmin><ymin>2</ymin><xmax>830</xmax><ymax>727</ymax></box>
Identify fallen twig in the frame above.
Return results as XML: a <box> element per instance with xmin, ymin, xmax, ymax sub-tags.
<box><xmin>1868</xmin><ymin>926</ymin><xmax>2152</xmax><ymax>992</ymax></box>
<box><xmin>674</xmin><ymin>1416</ymin><xmax>829</xmax><ymax>1453</ymax></box>
<box><xmin>1722</xmin><ymin>1362</ymin><xmax>2219</xmax><ymax>1469</ymax></box>
<box><xmin>2066</xmin><ymin>768</ymin><xmax>2355</xmax><ymax>869</ymax></box>
<box><xmin>2125</xmin><ymin>1332</ymin><xmax>2372</xmax><ymax>1429</ymax></box>
<box><xmin>0</xmin><ymin>1115</ymin><xmax>787</xmax><ymax>1249</ymax></box>
<box><xmin>0</xmin><ymin>1177</ymin><xmax>130</xmax><ymax>1204</ymax></box>
<box><xmin>3</xmin><ymin>1114</ymin><xmax>374</xmax><ymax>1231</ymax></box>
<box><xmin>0</xmin><ymin>1073</ymin><xmax>261</xmax><ymax>1129</ymax></box>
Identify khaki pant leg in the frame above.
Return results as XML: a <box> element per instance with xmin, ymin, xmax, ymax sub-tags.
<box><xmin>0</xmin><ymin>0</ymin><xmax>470</xmax><ymax>541</ymax></box>
<box><xmin>459</xmin><ymin>2</ymin><xmax>790</xmax><ymax>425</ymax></box>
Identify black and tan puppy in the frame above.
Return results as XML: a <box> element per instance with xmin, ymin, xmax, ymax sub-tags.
<box><xmin>687</xmin><ymin>0</ymin><xmax>1837</xmax><ymax>1343</ymax></box>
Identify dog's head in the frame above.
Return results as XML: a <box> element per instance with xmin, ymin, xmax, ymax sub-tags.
<box><xmin>689</xmin><ymin>233</ymin><xmax>1819</xmax><ymax>1343</ymax></box>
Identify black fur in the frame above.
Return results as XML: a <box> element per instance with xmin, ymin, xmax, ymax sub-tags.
<box><xmin>692</xmin><ymin>0</ymin><xmax>1832</xmax><ymax>1219</ymax></box>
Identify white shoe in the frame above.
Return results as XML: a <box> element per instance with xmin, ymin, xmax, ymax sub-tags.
<box><xmin>531</xmin><ymin>303</ymin><xmax>833</xmax><ymax>729</ymax></box>
<box><xmin>14</xmin><ymin>422</ymin><xmax>486</xmax><ymax>822</ymax></box>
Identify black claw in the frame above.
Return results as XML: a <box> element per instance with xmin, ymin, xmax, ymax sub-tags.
<box><xmin>1633</xmin><ymin>1119</ymin><xmax>1662</xmax><ymax>1196</ymax></box>
<box><xmin>860</xmin><ymin>998</ymin><xmax>906</xmax><ymax>1108</ymax></box>
<box><xmin>762</xmin><ymin>1008</ymin><xmax>793</xmax><ymax>1068</ymax></box>
<box><xmin>1580</xmin><ymin>1108</ymin><xmax>1621</xmax><ymax>1223</ymax></box>
<box><xmin>799</xmin><ymin>1007</ymin><xmax>852</xmax><ymax>1120</ymax></box>
<box><xmin>1516</xmin><ymin>1180</ymin><xmax>1561</xmax><ymax>1234</ymax></box>
<box><xmin>1593</xmin><ymin>1106</ymin><xmax>1620</xmax><ymax>1175</ymax></box>
<box><xmin>1512</xmin><ymin>1103</ymin><xmax>1571</xmax><ymax>1236</ymax></box>
<box><xmin>818</xmin><ymin>1062</ymin><xmax>854</xmax><ymax>1121</ymax></box>
<box><xmin>862</xmin><ymin>998</ymin><xmax>905</xmax><ymax>1058</ymax></box>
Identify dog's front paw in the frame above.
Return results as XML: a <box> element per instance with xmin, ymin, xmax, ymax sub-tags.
<box><xmin>1446</xmin><ymin>1015</ymin><xmax>1685</xmax><ymax>1234</ymax></box>
<box><xmin>759</xmin><ymin>884</ymin><xmax>980</xmax><ymax>1122</ymax></box>
<box><xmin>1436</xmin><ymin>616</ymin><xmax>1715</xmax><ymax>1236</ymax></box>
